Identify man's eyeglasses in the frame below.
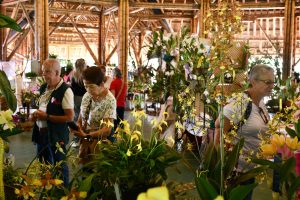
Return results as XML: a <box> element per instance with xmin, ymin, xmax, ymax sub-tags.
<box><xmin>257</xmin><ymin>79</ymin><xmax>275</xmax><ymax>86</ymax></box>
<box><xmin>258</xmin><ymin>107</ymin><xmax>269</xmax><ymax>124</ymax></box>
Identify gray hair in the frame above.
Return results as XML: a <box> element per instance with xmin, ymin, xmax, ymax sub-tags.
<box><xmin>43</xmin><ymin>58</ymin><xmax>61</xmax><ymax>76</ymax></box>
<box><xmin>249</xmin><ymin>64</ymin><xmax>274</xmax><ymax>81</ymax></box>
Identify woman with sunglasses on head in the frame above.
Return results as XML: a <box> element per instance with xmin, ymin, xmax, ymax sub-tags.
<box><xmin>71</xmin><ymin>67</ymin><xmax>116</xmax><ymax>164</ymax></box>
<box><xmin>214</xmin><ymin>64</ymin><xmax>275</xmax><ymax>200</ymax></box>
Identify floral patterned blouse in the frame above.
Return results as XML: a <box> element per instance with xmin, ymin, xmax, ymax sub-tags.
<box><xmin>80</xmin><ymin>91</ymin><xmax>116</xmax><ymax>131</ymax></box>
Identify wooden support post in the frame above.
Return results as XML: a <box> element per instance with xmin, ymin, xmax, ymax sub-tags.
<box><xmin>199</xmin><ymin>0</ymin><xmax>209</xmax><ymax>38</ymax></box>
<box><xmin>118</xmin><ymin>0</ymin><xmax>129</xmax><ymax>83</ymax></box>
<box><xmin>292</xmin><ymin>14</ymin><xmax>297</xmax><ymax>71</ymax></box>
<box><xmin>282</xmin><ymin>0</ymin><xmax>295</xmax><ymax>80</ymax></box>
<box><xmin>69</xmin><ymin>16</ymin><xmax>100</xmax><ymax>66</ymax></box>
<box><xmin>0</xmin><ymin>5</ymin><xmax>7</xmax><ymax>61</ymax></box>
<box><xmin>35</xmin><ymin>0</ymin><xmax>49</xmax><ymax>67</ymax></box>
<box><xmin>98</xmin><ymin>10</ymin><xmax>105</xmax><ymax>65</ymax></box>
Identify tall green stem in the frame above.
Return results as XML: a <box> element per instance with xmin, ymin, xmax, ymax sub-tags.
<box><xmin>219</xmin><ymin>73</ymin><xmax>225</xmax><ymax>196</ymax></box>
<box><xmin>0</xmin><ymin>137</ymin><xmax>5</xmax><ymax>199</ymax></box>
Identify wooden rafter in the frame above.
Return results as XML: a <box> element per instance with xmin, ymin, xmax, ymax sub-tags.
<box><xmin>69</xmin><ymin>15</ymin><xmax>100</xmax><ymax>65</ymax></box>
<box><xmin>7</xmin><ymin>27</ymin><xmax>30</xmax><ymax>60</ymax></box>
<box><xmin>20</xmin><ymin>2</ymin><xmax>35</xmax><ymax>34</ymax></box>
<box><xmin>49</xmin><ymin>15</ymin><xmax>68</xmax><ymax>35</ymax></box>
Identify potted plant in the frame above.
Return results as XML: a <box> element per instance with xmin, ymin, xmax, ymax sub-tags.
<box><xmin>25</xmin><ymin>72</ymin><xmax>38</xmax><ymax>79</ymax></box>
<box><xmin>80</xmin><ymin>110</ymin><xmax>181</xmax><ymax>199</ymax></box>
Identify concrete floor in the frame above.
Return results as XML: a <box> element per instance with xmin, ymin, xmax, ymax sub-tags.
<box><xmin>6</xmin><ymin>111</ymin><xmax>272</xmax><ymax>199</ymax></box>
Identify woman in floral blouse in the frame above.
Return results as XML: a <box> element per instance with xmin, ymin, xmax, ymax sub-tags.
<box><xmin>71</xmin><ymin>67</ymin><xmax>116</xmax><ymax>164</ymax></box>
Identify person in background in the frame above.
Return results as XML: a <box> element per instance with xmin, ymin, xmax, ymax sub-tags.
<box><xmin>110</xmin><ymin>67</ymin><xmax>127</xmax><ymax>130</ymax></box>
<box><xmin>71</xmin><ymin>67</ymin><xmax>116</xmax><ymax>164</ymax></box>
<box><xmin>32</xmin><ymin>58</ymin><xmax>74</xmax><ymax>186</ymax></box>
<box><xmin>63</xmin><ymin>67</ymin><xmax>73</xmax><ymax>84</ymax></box>
<box><xmin>214</xmin><ymin>64</ymin><xmax>275</xmax><ymax>200</ymax></box>
<box><xmin>70</xmin><ymin>58</ymin><xmax>87</xmax><ymax>147</ymax></box>
<box><xmin>99</xmin><ymin>65</ymin><xmax>113</xmax><ymax>89</ymax></box>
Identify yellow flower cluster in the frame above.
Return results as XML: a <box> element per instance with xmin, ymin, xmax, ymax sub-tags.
<box><xmin>15</xmin><ymin>171</ymin><xmax>64</xmax><ymax>199</ymax></box>
<box><xmin>260</xmin><ymin>134</ymin><xmax>300</xmax><ymax>158</ymax></box>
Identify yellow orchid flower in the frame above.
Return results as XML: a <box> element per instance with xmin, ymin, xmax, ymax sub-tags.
<box><xmin>32</xmin><ymin>179</ymin><xmax>42</xmax><ymax>186</ymax></box>
<box><xmin>0</xmin><ymin>109</ymin><xmax>15</xmax><ymax>130</ymax></box>
<box><xmin>163</xmin><ymin>111</ymin><xmax>169</xmax><ymax>118</ymax></box>
<box><xmin>131</xmin><ymin>134</ymin><xmax>139</xmax><ymax>142</ymax></box>
<box><xmin>136</xmin><ymin>143</ymin><xmax>142</xmax><ymax>151</ymax></box>
<box><xmin>106</xmin><ymin>120</ymin><xmax>114</xmax><ymax>128</ymax></box>
<box><xmin>261</xmin><ymin>144</ymin><xmax>277</xmax><ymax>157</ymax></box>
<box><xmin>150</xmin><ymin>118</ymin><xmax>158</xmax><ymax>126</ymax></box>
<box><xmin>175</xmin><ymin>121</ymin><xmax>184</xmax><ymax>130</ymax></box>
<box><xmin>214</xmin><ymin>196</ymin><xmax>224</xmax><ymax>200</ymax></box>
<box><xmin>135</xmin><ymin>119</ymin><xmax>142</xmax><ymax>127</ymax></box>
<box><xmin>137</xmin><ymin>186</ymin><xmax>169</xmax><ymax>200</ymax></box>
<box><xmin>126</xmin><ymin>149</ymin><xmax>132</xmax><ymax>157</ymax></box>
<box><xmin>133</xmin><ymin>130</ymin><xmax>142</xmax><ymax>137</ymax></box>
<box><xmin>160</xmin><ymin>120</ymin><xmax>168</xmax><ymax>127</ymax></box>
<box><xmin>79</xmin><ymin>191</ymin><xmax>87</xmax><ymax>198</ymax></box>
<box><xmin>51</xmin><ymin>179</ymin><xmax>64</xmax><ymax>186</ymax></box>
<box><xmin>271</xmin><ymin>134</ymin><xmax>285</xmax><ymax>147</ymax></box>
<box><xmin>286</xmin><ymin>137</ymin><xmax>300</xmax><ymax>150</ymax></box>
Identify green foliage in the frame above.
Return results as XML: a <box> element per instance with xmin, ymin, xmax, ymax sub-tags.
<box><xmin>84</xmin><ymin>131</ymin><xmax>180</xmax><ymax>198</ymax></box>
<box><xmin>0</xmin><ymin>13</ymin><xmax>22</xmax><ymax>32</ymax></box>
<box><xmin>285</xmin><ymin>119</ymin><xmax>300</xmax><ymax>139</ymax></box>
<box><xmin>0</xmin><ymin>70</ymin><xmax>17</xmax><ymax>112</ymax></box>
<box><xmin>25</xmin><ymin>72</ymin><xmax>37</xmax><ymax>78</ymax></box>
<box><xmin>196</xmin><ymin>139</ymin><xmax>265</xmax><ymax>200</ymax></box>
<box><xmin>49</xmin><ymin>53</ymin><xmax>58</xmax><ymax>59</ymax></box>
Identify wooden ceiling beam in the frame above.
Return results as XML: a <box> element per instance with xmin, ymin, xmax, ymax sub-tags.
<box><xmin>49</xmin><ymin>22</ymin><xmax>98</xmax><ymax>29</ymax></box>
<box><xmin>0</xmin><ymin>0</ymin><xmax>28</xmax><ymax>6</ymax></box>
<box><xmin>130</xmin><ymin>2</ymin><xmax>199</xmax><ymax>10</ymax></box>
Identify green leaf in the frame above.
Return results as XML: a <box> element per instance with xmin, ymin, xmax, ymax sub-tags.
<box><xmin>195</xmin><ymin>176</ymin><xmax>218</xmax><ymax>200</ymax></box>
<box><xmin>224</xmin><ymin>138</ymin><xmax>244</xmax><ymax>179</ymax></box>
<box><xmin>251</xmin><ymin>158</ymin><xmax>280</xmax><ymax>169</ymax></box>
<box><xmin>0</xmin><ymin>70</ymin><xmax>17</xmax><ymax>112</ymax></box>
<box><xmin>287</xmin><ymin>175</ymin><xmax>300</xmax><ymax>199</ymax></box>
<box><xmin>78</xmin><ymin>174</ymin><xmax>95</xmax><ymax>192</ymax></box>
<box><xmin>286</xmin><ymin>126</ymin><xmax>297</xmax><ymax>138</ymax></box>
<box><xmin>279</xmin><ymin>157</ymin><xmax>296</xmax><ymax>183</ymax></box>
<box><xmin>295</xmin><ymin>119</ymin><xmax>300</xmax><ymax>138</ymax></box>
<box><xmin>229</xmin><ymin>183</ymin><xmax>257</xmax><ymax>200</ymax></box>
<box><xmin>0</xmin><ymin>13</ymin><xmax>22</xmax><ymax>32</ymax></box>
<box><xmin>88</xmin><ymin>192</ymin><xmax>101</xmax><ymax>200</ymax></box>
<box><xmin>202</xmin><ymin>141</ymin><xmax>215</xmax><ymax>170</ymax></box>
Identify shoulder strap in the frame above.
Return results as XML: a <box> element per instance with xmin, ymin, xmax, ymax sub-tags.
<box><xmin>83</xmin><ymin>97</ymin><xmax>93</xmax><ymax>131</ymax></box>
<box><xmin>236</xmin><ymin>92</ymin><xmax>252</xmax><ymax>130</ymax></box>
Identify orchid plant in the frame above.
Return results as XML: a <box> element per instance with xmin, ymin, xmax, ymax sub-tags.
<box><xmin>78</xmin><ymin>110</ymin><xmax>180</xmax><ymax>199</ymax></box>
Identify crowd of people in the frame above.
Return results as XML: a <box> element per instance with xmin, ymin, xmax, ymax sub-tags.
<box><xmin>31</xmin><ymin>58</ymin><xmax>127</xmax><ymax>186</ymax></box>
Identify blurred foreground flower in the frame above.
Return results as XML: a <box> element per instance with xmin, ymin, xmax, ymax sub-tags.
<box><xmin>137</xmin><ymin>186</ymin><xmax>169</xmax><ymax>200</ymax></box>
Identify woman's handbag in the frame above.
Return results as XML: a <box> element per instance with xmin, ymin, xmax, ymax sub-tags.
<box><xmin>78</xmin><ymin>98</ymin><xmax>97</xmax><ymax>164</ymax></box>
<box><xmin>78</xmin><ymin>137</ymin><xmax>99</xmax><ymax>164</ymax></box>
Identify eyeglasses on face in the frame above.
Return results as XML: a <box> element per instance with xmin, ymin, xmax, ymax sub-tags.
<box><xmin>256</xmin><ymin>79</ymin><xmax>275</xmax><ymax>86</ymax></box>
<box><xmin>258</xmin><ymin>107</ymin><xmax>269</xmax><ymax>124</ymax></box>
